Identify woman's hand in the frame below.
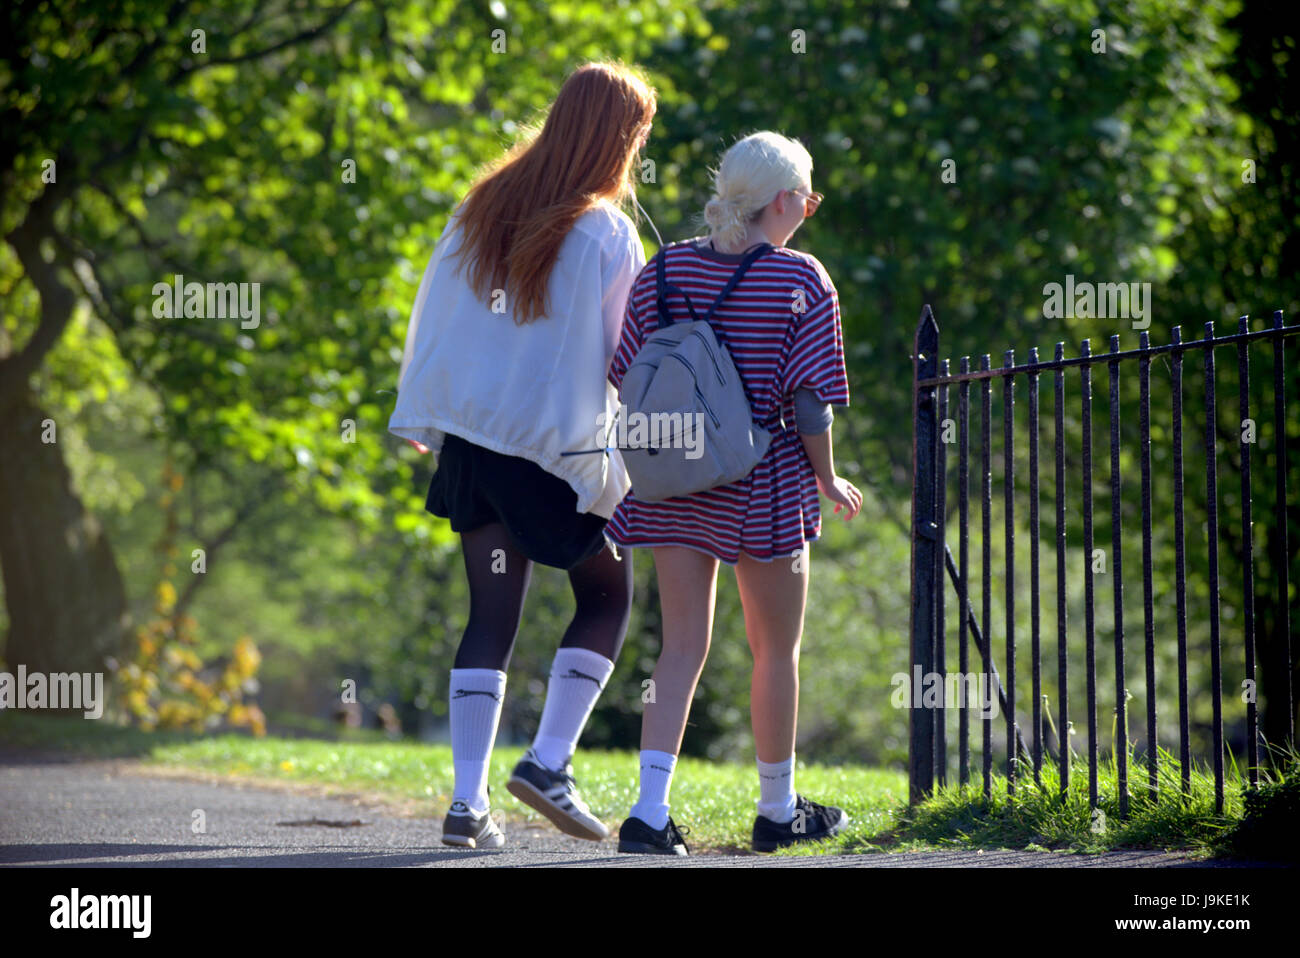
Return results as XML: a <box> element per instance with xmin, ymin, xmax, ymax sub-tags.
<box><xmin>405</xmin><ymin>438</ymin><xmax>430</xmax><ymax>454</ymax></box>
<box><xmin>799</xmin><ymin>427</ymin><xmax>861</xmax><ymax>520</ymax></box>
<box><xmin>817</xmin><ymin>473</ymin><xmax>862</xmax><ymax>521</ymax></box>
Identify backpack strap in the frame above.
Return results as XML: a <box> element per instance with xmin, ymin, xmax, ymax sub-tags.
<box><xmin>654</xmin><ymin>242</ymin><xmax>696</xmax><ymax>328</ymax></box>
<box><xmin>654</xmin><ymin>241</ymin><xmax>773</xmax><ymax>348</ymax></box>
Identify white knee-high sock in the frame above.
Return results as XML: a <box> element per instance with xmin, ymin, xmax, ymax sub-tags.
<box><xmin>756</xmin><ymin>754</ymin><xmax>796</xmax><ymax>823</ymax></box>
<box><xmin>630</xmin><ymin>750</ymin><xmax>678</xmax><ymax>830</ymax></box>
<box><xmin>531</xmin><ymin>647</ymin><xmax>616</xmax><ymax>771</ymax></box>
<box><xmin>450</xmin><ymin>668</ymin><xmax>507</xmax><ymax>815</ymax></box>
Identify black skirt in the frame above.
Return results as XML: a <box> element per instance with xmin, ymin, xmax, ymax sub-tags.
<box><xmin>425</xmin><ymin>432</ymin><xmax>611</xmax><ymax>570</ymax></box>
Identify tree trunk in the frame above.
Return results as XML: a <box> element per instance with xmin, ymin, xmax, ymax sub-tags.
<box><xmin>0</xmin><ymin>390</ymin><xmax>128</xmax><ymax>674</ymax></box>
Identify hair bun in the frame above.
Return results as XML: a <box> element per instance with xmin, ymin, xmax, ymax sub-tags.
<box><xmin>705</xmin><ymin>195</ymin><xmax>748</xmax><ymax>248</ymax></box>
<box><xmin>706</xmin><ymin>195</ymin><xmax>746</xmax><ymax>229</ymax></box>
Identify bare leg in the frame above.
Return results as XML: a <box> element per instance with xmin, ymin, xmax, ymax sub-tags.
<box><xmin>640</xmin><ymin>546</ymin><xmax>719</xmax><ymax>754</ymax></box>
<box><xmin>734</xmin><ymin>547</ymin><xmax>809</xmax><ymax>762</ymax></box>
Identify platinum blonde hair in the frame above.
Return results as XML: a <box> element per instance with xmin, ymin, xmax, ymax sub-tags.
<box><xmin>702</xmin><ymin>132</ymin><xmax>814</xmax><ymax>249</ymax></box>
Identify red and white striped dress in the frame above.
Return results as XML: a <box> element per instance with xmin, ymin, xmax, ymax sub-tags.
<box><xmin>605</xmin><ymin>239</ymin><xmax>851</xmax><ymax>564</ymax></box>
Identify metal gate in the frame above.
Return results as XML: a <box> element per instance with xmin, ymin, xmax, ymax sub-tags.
<box><xmin>908</xmin><ymin>306</ymin><xmax>1297</xmax><ymax>814</ymax></box>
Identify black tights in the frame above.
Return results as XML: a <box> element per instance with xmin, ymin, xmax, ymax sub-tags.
<box><xmin>452</xmin><ymin>523</ymin><xmax>633</xmax><ymax>671</ymax></box>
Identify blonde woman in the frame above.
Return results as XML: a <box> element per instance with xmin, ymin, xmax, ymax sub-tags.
<box><xmin>606</xmin><ymin>132</ymin><xmax>862</xmax><ymax>854</ymax></box>
<box><xmin>390</xmin><ymin>62</ymin><xmax>655</xmax><ymax>849</ymax></box>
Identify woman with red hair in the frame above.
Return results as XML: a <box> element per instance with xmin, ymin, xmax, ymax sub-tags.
<box><xmin>391</xmin><ymin>61</ymin><xmax>655</xmax><ymax>849</ymax></box>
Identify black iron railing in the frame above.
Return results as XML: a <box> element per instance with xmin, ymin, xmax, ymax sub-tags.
<box><xmin>908</xmin><ymin>307</ymin><xmax>1297</xmax><ymax>814</ymax></box>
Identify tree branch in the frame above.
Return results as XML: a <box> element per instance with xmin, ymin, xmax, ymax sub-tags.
<box><xmin>178</xmin><ymin>0</ymin><xmax>360</xmax><ymax>77</ymax></box>
<box><xmin>173</xmin><ymin>476</ymin><xmax>281</xmax><ymax>622</ymax></box>
<box><xmin>114</xmin><ymin>0</ymin><xmax>194</xmax><ymax>89</ymax></box>
<box><xmin>87</xmin><ymin>178</ymin><xmax>191</xmax><ymax>280</ymax></box>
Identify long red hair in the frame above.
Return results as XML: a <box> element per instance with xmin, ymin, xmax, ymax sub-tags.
<box><xmin>449</xmin><ymin>61</ymin><xmax>656</xmax><ymax>324</ymax></box>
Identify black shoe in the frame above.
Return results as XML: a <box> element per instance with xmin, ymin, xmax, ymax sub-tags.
<box><xmin>441</xmin><ymin>799</ymin><xmax>505</xmax><ymax>849</ymax></box>
<box><xmin>617</xmin><ymin>815</ymin><xmax>690</xmax><ymax>856</ymax></box>
<box><xmin>752</xmin><ymin>795</ymin><xmax>847</xmax><ymax>852</ymax></box>
<box><xmin>507</xmin><ymin>749</ymin><xmax>608</xmax><ymax>841</ymax></box>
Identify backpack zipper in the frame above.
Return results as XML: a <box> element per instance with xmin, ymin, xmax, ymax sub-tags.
<box><xmin>662</xmin><ymin>353</ymin><xmax>722</xmax><ymax>428</ymax></box>
<box><xmin>689</xmin><ymin>329</ymin><xmax>727</xmax><ymax>386</ymax></box>
<box><xmin>645</xmin><ymin>331</ymin><xmax>727</xmax><ymax>387</ymax></box>
<box><xmin>693</xmin><ymin>387</ymin><xmax>722</xmax><ymax>428</ymax></box>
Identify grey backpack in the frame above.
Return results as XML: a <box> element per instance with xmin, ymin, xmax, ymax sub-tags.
<box><xmin>613</xmin><ymin>241</ymin><xmax>780</xmax><ymax>501</ymax></box>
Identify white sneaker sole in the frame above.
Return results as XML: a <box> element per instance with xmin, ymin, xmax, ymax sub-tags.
<box><xmin>506</xmin><ymin>776</ymin><xmax>609</xmax><ymax>841</ymax></box>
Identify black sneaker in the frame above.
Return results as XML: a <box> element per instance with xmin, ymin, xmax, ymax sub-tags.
<box><xmin>752</xmin><ymin>795</ymin><xmax>847</xmax><ymax>852</ymax></box>
<box><xmin>506</xmin><ymin>748</ymin><xmax>608</xmax><ymax>841</ymax></box>
<box><xmin>441</xmin><ymin>799</ymin><xmax>505</xmax><ymax>849</ymax></box>
<box><xmin>617</xmin><ymin>815</ymin><xmax>690</xmax><ymax>856</ymax></box>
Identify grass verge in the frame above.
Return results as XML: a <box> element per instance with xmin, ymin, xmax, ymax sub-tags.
<box><xmin>4</xmin><ymin>712</ymin><xmax>1277</xmax><ymax>858</ymax></box>
<box><xmin>885</xmin><ymin>745</ymin><xmax>1290</xmax><ymax>859</ymax></box>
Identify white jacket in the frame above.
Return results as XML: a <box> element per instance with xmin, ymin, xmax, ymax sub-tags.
<box><xmin>389</xmin><ymin>200</ymin><xmax>645</xmax><ymax>519</ymax></box>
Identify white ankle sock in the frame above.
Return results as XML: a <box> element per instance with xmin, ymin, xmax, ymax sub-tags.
<box><xmin>630</xmin><ymin>750</ymin><xmax>677</xmax><ymax>830</ymax></box>
<box><xmin>449</xmin><ymin>668</ymin><xmax>507</xmax><ymax>815</ymax></box>
<box><xmin>531</xmin><ymin>647</ymin><xmax>615</xmax><ymax>771</ymax></box>
<box><xmin>756</xmin><ymin>754</ymin><xmax>796</xmax><ymax>823</ymax></box>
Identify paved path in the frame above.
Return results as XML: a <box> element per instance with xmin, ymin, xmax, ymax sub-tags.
<box><xmin>0</xmin><ymin>751</ymin><xmax>1273</xmax><ymax>868</ymax></box>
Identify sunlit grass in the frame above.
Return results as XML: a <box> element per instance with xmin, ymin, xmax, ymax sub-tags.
<box><xmin>144</xmin><ymin>735</ymin><xmax>907</xmax><ymax>853</ymax></box>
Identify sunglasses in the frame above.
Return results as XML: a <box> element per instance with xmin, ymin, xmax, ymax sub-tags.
<box><xmin>789</xmin><ymin>188</ymin><xmax>824</xmax><ymax>216</ymax></box>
